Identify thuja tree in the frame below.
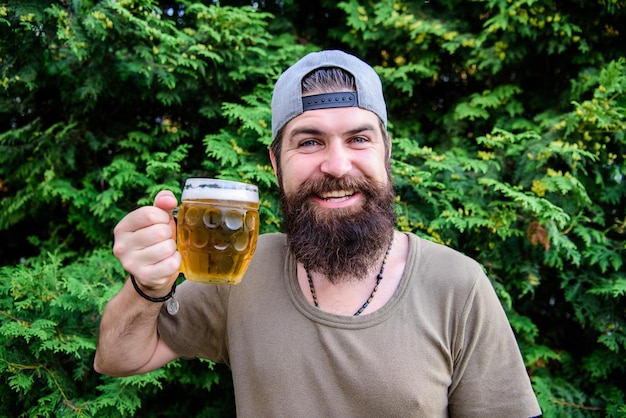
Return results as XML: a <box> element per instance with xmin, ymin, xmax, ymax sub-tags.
<box><xmin>327</xmin><ymin>0</ymin><xmax>626</xmax><ymax>416</ymax></box>
<box><xmin>0</xmin><ymin>0</ymin><xmax>301</xmax><ymax>416</ymax></box>
<box><xmin>1</xmin><ymin>0</ymin><xmax>625</xmax><ymax>417</ymax></box>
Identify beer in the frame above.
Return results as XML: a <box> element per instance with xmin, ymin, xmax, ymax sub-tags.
<box><xmin>177</xmin><ymin>178</ymin><xmax>259</xmax><ymax>285</ymax></box>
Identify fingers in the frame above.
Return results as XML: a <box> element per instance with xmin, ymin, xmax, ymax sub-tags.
<box><xmin>132</xmin><ymin>250</ymin><xmax>181</xmax><ymax>291</ymax></box>
<box><xmin>116</xmin><ymin>223</ymin><xmax>176</xmax><ymax>268</ymax></box>
<box><xmin>115</xmin><ymin>205</ymin><xmax>171</xmax><ymax>236</ymax></box>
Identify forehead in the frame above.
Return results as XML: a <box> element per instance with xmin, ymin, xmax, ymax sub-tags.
<box><xmin>282</xmin><ymin>106</ymin><xmax>383</xmax><ymax>138</ymax></box>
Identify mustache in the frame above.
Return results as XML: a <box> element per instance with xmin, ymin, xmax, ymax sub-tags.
<box><xmin>292</xmin><ymin>175</ymin><xmax>381</xmax><ymax>200</ymax></box>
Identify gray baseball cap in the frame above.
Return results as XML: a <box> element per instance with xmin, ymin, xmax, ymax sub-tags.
<box><xmin>271</xmin><ymin>50</ymin><xmax>387</xmax><ymax>140</ymax></box>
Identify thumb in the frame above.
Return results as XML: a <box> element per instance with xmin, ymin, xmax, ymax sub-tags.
<box><xmin>154</xmin><ymin>190</ymin><xmax>179</xmax><ymax>241</ymax></box>
<box><xmin>153</xmin><ymin>190</ymin><xmax>178</xmax><ymax>212</ymax></box>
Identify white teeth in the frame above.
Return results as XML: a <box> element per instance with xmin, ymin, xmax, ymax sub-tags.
<box><xmin>324</xmin><ymin>196</ymin><xmax>350</xmax><ymax>202</ymax></box>
<box><xmin>319</xmin><ymin>190</ymin><xmax>354</xmax><ymax>201</ymax></box>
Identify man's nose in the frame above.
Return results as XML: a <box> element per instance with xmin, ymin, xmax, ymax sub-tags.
<box><xmin>320</xmin><ymin>142</ymin><xmax>352</xmax><ymax>178</ymax></box>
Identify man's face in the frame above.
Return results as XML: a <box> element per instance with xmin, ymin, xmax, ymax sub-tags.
<box><xmin>270</xmin><ymin>106</ymin><xmax>395</xmax><ymax>283</ymax></box>
<box><xmin>271</xmin><ymin>106</ymin><xmax>390</xmax><ymax>205</ymax></box>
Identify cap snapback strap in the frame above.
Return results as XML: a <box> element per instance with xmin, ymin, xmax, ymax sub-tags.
<box><xmin>302</xmin><ymin>92</ymin><xmax>358</xmax><ymax>111</ymax></box>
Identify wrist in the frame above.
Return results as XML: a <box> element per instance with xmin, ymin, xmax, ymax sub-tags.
<box><xmin>129</xmin><ymin>274</ymin><xmax>176</xmax><ymax>303</ymax></box>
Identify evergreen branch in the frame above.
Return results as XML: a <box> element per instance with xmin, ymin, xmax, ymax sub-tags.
<box><xmin>551</xmin><ymin>399</ymin><xmax>605</xmax><ymax>412</ymax></box>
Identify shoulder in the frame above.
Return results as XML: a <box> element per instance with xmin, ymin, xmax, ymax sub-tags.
<box><xmin>407</xmin><ymin>233</ymin><xmax>485</xmax><ymax>284</ymax></box>
<box><xmin>237</xmin><ymin>232</ymin><xmax>289</xmax><ymax>286</ymax></box>
<box><xmin>258</xmin><ymin>232</ymin><xmax>287</xmax><ymax>246</ymax></box>
<box><xmin>252</xmin><ymin>232</ymin><xmax>288</xmax><ymax>260</ymax></box>
<box><xmin>401</xmin><ymin>232</ymin><xmax>500</xmax><ymax>318</ymax></box>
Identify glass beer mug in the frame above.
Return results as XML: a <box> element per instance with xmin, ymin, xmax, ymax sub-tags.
<box><xmin>177</xmin><ymin>178</ymin><xmax>259</xmax><ymax>285</ymax></box>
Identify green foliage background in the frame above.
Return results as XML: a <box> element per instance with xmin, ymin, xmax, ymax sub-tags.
<box><xmin>1</xmin><ymin>0</ymin><xmax>624</xmax><ymax>416</ymax></box>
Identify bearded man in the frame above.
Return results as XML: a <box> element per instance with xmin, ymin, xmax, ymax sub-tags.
<box><xmin>95</xmin><ymin>50</ymin><xmax>541</xmax><ymax>417</ymax></box>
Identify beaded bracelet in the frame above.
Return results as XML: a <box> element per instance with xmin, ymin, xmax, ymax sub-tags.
<box><xmin>129</xmin><ymin>274</ymin><xmax>176</xmax><ymax>303</ymax></box>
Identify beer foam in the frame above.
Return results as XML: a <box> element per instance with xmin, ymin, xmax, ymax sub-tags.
<box><xmin>182</xmin><ymin>178</ymin><xmax>258</xmax><ymax>203</ymax></box>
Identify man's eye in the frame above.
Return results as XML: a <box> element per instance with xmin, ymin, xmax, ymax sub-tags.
<box><xmin>351</xmin><ymin>136</ymin><xmax>369</xmax><ymax>143</ymax></box>
<box><xmin>299</xmin><ymin>139</ymin><xmax>318</xmax><ymax>147</ymax></box>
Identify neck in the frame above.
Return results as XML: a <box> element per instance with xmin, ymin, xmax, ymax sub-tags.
<box><xmin>302</xmin><ymin>230</ymin><xmax>394</xmax><ymax>285</ymax></box>
<box><xmin>303</xmin><ymin>237</ymin><xmax>393</xmax><ymax>316</ymax></box>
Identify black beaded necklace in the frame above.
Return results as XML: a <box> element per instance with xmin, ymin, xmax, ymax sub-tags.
<box><xmin>304</xmin><ymin>239</ymin><xmax>394</xmax><ymax>316</ymax></box>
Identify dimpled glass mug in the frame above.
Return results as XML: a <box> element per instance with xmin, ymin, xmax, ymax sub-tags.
<box><xmin>176</xmin><ymin>178</ymin><xmax>259</xmax><ymax>285</ymax></box>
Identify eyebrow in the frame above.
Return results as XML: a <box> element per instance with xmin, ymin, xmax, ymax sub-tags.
<box><xmin>288</xmin><ymin>123</ymin><xmax>379</xmax><ymax>142</ymax></box>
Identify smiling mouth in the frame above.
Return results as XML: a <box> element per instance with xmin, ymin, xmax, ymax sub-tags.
<box><xmin>317</xmin><ymin>190</ymin><xmax>356</xmax><ymax>203</ymax></box>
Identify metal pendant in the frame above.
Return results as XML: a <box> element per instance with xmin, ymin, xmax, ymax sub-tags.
<box><xmin>166</xmin><ymin>296</ymin><xmax>179</xmax><ymax>315</ymax></box>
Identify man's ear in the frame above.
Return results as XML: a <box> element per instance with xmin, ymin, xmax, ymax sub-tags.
<box><xmin>269</xmin><ymin>148</ymin><xmax>278</xmax><ymax>177</ymax></box>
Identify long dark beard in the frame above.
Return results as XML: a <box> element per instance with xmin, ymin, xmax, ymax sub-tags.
<box><xmin>280</xmin><ymin>173</ymin><xmax>396</xmax><ymax>284</ymax></box>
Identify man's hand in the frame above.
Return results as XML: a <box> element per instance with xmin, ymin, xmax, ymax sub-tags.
<box><xmin>113</xmin><ymin>190</ymin><xmax>181</xmax><ymax>297</ymax></box>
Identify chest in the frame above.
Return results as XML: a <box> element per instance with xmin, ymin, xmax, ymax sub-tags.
<box><xmin>225</xmin><ymin>297</ymin><xmax>454</xmax><ymax>416</ymax></box>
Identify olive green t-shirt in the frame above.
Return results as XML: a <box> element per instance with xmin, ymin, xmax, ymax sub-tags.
<box><xmin>158</xmin><ymin>232</ymin><xmax>541</xmax><ymax>417</ymax></box>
